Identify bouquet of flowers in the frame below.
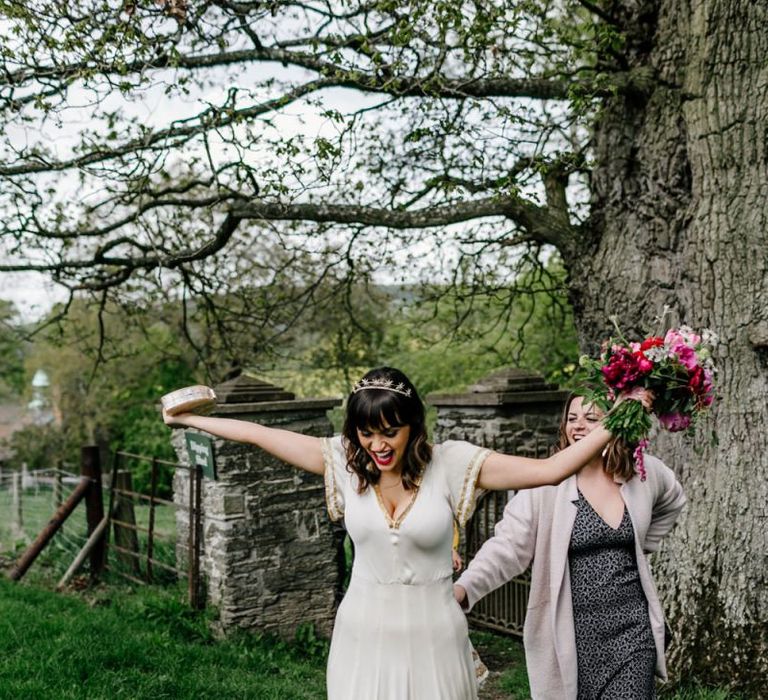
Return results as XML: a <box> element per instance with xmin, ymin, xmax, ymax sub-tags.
<box><xmin>579</xmin><ymin>322</ymin><xmax>717</xmax><ymax>479</ymax></box>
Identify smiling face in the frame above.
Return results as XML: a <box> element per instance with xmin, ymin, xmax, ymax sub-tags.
<box><xmin>564</xmin><ymin>396</ymin><xmax>603</xmax><ymax>446</ymax></box>
<box><xmin>356</xmin><ymin>421</ymin><xmax>412</xmax><ymax>473</ymax></box>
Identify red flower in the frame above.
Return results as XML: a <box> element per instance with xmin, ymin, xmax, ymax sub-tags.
<box><xmin>640</xmin><ymin>336</ymin><xmax>664</xmax><ymax>351</ymax></box>
<box><xmin>688</xmin><ymin>365</ymin><xmax>705</xmax><ymax>393</ymax></box>
<box><xmin>601</xmin><ymin>348</ymin><xmax>642</xmax><ymax>389</ymax></box>
<box><xmin>632</xmin><ymin>350</ymin><xmax>654</xmax><ymax>373</ymax></box>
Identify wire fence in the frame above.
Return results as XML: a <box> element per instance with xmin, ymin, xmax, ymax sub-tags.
<box><xmin>0</xmin><ymin>450</ymin><xmax>203</xmax><ymax>606</ymax></box>
<box><xmin>0</xmin><ymin>465</ymin><xmax>92</xmax><ymax>578</ymax></box>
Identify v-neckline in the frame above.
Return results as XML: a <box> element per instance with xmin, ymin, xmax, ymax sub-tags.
<box><xmin>373</xmin><ymin>476</ymin><xmax>423</xmax><ymax>530</ymax></box>
<box><xmin>577</xmin><ymin>488</ymin><xmax>626</xmax><ymax>531</ymax></box>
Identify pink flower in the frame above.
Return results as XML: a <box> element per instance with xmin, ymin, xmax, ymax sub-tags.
<box><xmin>664</xmin><ymin>329</ymin><xmax>684</xmax><ymax>347</ymax></box>
<box><xmin>633</xmin><ymin>438</ymin><xmax>649</xmax><ymax>481</ymax></box>
<box><xmin>633</xmin><ymin>351</ymin><xmax>654</xmax><ymax>373</ymax></box>
<box><xmin>658</xmin><ymin>412</ymin><xmax>692</xmax><ymax>432</ymax></box>
<box><xmin>665</xmin><ymin>327</ymin><xmax>700</xmax><ymax>348</ymax></box>
<box><xmin>671</xmin><ymin>342</ymin><xmax>698</xmax><ymax>370</ymax></box>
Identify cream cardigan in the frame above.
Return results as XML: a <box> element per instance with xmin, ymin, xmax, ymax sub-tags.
<box><xmin>456</xmin><ymin>455</ymin><xmax>686</xmax><ymax>700</ymax></box>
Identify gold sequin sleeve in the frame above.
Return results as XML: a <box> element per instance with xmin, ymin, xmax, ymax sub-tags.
<box><xmin>321</xmin><ymin>436</ymin><xmax>345</xmax><ymax>521</ymax></box>
<box><xmin>437</xmin><ymin>441</ymin><xmax>492</xmax><ymax>527</ymax></box>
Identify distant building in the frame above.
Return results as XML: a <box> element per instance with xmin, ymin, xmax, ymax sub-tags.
<box><xmin>27</xmin><ymin>369</ymin><xmax>54</xmax><ymax>426</ymax></box>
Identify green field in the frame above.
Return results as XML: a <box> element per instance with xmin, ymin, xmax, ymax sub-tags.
<box><xmin>0</xmin><ymin>485</ymin><xmax>179</xmax><ymax>583</ymax></box>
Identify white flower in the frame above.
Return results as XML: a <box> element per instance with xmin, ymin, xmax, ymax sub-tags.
<box><xmin>701</xmin><ymin>328</ymin><xmax>719</xmax><ymax>347</ymax></box>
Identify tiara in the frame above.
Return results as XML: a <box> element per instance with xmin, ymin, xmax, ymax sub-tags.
<box><xmin>352</xmin><ymin>377</ymin><xmax>413</xmax><ymax>397</ymax></box>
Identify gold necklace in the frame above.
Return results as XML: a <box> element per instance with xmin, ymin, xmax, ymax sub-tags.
<box><xmin>379</xmin><ymin>478</ymin><xmax>403</xmax><ymax>490</ymax></box>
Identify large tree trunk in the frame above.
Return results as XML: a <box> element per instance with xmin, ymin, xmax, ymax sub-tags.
<box><xmin>567</xmin><ymin>1</ymin><xmax>768</xmax><ymax>694</ymax></box>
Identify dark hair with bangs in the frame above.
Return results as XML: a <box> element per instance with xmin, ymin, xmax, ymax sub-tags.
<box><xmin>555</xmin><ymin>392</ymin><xmax>636</xmax><ymax>481</ymax></box>
<box><xmin>342</xmin><ymin>367</ymin><xmax>432</xmax><ymax>493</ymax></box>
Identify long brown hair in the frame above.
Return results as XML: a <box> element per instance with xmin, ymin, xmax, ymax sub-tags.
<box><xmin>555</xmin><ymin>392</ymin><xmax>637</xmax><ymax>481</ymax></box>
<box><xmin>342</xmin><ymin>367</ymin><xmax>432</xmax><ymax>493</ymax></box>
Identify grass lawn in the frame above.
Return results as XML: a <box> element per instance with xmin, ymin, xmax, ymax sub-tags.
<box><xmin>0</xmin><ymin>490</ymin><xmax>746</xmax><ymax>700</ymax></box>
<box><xmin>0</xmin><ymin>575</ymin><xmax>743</xmax><ymax>700</ymax></box>
<box><xmin>0</xmin><ymin>578</ymin><xmax>326</xmax><ymax>699</ymax></box>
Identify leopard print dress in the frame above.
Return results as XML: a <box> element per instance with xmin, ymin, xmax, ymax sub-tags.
<box><xmin>568</xmin><ymin>490</ymin><xmax>657</xmax><ymax>700</ymax></box>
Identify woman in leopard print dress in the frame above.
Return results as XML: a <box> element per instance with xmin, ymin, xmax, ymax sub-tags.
<box><xmin>455</xmin><ymin>394</ymin><xmax>685</xmax><ymax>699</ymax></box>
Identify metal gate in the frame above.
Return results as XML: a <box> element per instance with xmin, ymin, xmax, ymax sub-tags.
<box><xmin>105</xmin><ymin>451</ymin><xmax>204</xmax><ymax>608</ymax></box>
<box><xmin>462</xmin><ymin>489</ymin><xmax>531</xmax><ymax>637</ymax></box>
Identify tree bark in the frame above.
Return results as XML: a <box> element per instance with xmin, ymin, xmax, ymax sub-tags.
<box><xmin>571</xmin><ymin>1</ymin><xmax>768</xmax><ymax>693</ymax></box>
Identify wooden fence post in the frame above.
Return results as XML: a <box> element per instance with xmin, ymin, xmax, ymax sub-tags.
<box><xmin>188</xmin><ymin>464</ymin><xmax>202</xmax><ymax>609</ymax></box>
<box><xmin>12</xmin><ymin>471</ymin><xmax>23</xmax><ymax>540</ymax></box>
<box><xmin>113</xmin><ymin>470</ymin><xmax>141</xmax><ymax>575</ymax></box>
<box><xmin>81</xmin><ymin>446</ymin><xmax>105</xmax><ymax>577</ymax></box>
<box><xmin>146</xmin><ymin>457</ymin><xmax>159</xmax><ymax>583</ymax></box>
<box><xmin>53</xmin><ymin>461</ymin><xmax>63</xmax><ymax>508</ymax></box>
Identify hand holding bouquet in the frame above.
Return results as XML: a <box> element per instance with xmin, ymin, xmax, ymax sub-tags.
<box><xmin>579</xmin><ymin>323</ymin><xmax>718</xmax><ymax>478</ymax></box>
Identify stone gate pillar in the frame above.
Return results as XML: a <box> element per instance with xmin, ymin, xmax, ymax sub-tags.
<box><xmin>171</xmin><ymin>374</ymin><xmax>342</xmax><ymax>638</ymax></box>
<box><xmin>427</xmin><ymin>367</ymin><xmax>570</xmax><ymax>636</ymax></box>
<box><xmin>427</xmin><ymin>367</ymin><xmax>569</xmax><ymax>456</ymax></box>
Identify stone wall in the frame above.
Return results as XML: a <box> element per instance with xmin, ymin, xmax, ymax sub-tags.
<box><xmin>429</xmin><ymin>368</ymin><xmax>569</xmax><ymax>458</ymax></box>
<box><xmin>171</xmin><ymin>376</ymin><xmax>342</xmax><ymax>638</ymax></box>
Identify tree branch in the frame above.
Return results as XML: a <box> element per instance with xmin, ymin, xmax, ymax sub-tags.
<box><xmin>0</xmin><ymin>78</ymin><xmax>332</xmax><ymax>176</ymax></box>
<box><xmin>231</xmin><ymin>195</ymin><xmax>575</xmax><ymax>248</ymax></box>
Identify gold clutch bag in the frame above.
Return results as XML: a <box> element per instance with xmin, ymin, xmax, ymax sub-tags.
<box><xmin>160</xmin><ymin>385</ymin><xmax>217</xmax><ymax>416</ymax></box>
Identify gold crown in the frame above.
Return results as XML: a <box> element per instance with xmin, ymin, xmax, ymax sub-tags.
<box><xmin>352</xmin><ymin>377</ymin><xmax>413</xmax><ymax>397</ymax></box>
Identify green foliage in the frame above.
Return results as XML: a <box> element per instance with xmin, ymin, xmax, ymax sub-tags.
<box><xmin>17</xmin><ymin>300</ymin><xmax>198</xmax><ymax>493</ymax></box>
<box><xmin>4</xmin><ymin>258</ymin><xmax>580</xmax><ymax>493</ymax></box>
<box><xmin>293</xmin><ymin>623</ymin><xmax>331</xmax><ymax>662</ymax></box>
<box><xmin>378</xmin><ymin>257</ymin><xmax>579</xmax><ymax>395</ymax></box>
<box><xmin>0</xmin><ymin>300</ymin><xmax>25</xmax><ymax>398</ymax></box>
<box><xmin>264</xmin><ymin>258</ymin><xmax>579</xmax><ymax>404</ymax></box>
<box><xmin>2</xmin><ymin>423</ymin><xmax>68</xmax><ymax>471</ymax></box>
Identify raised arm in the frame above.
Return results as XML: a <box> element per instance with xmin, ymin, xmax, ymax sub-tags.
<box><xmin>477</xmin><ymin>423</ymin><xmax>613</xmax><ymax>490</ymax></box>
<box><xmin>163</xmin><ymin>410</ymin><xmax>325</xmax><ymax>475</ymax></box>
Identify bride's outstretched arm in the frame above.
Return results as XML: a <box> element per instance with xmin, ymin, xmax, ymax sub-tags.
<box><xmin>477</xmin><ymin>423</ymin><xmax>612</xmax><ymax>490</ymax></box>
<box><xmin>477</xmin><ymin>389</ymin><xmax>652</xmax><ymax>491</ymax></box>
<box><xmin>163</xmin><ymin>410</ymin><xmax>325</xmax><ymax>475</ymax></box>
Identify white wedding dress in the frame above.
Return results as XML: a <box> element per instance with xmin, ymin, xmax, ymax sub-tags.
<box><xmin>321</xmin><ymin>436</ymin><xmax>490</xmax><ymax>700</ymax></box>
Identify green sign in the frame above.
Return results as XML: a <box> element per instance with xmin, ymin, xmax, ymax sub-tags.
<box><xmin>185</xmin><ymin>433</ymin><xmax>216</xmax><ymax>480</ymax></box>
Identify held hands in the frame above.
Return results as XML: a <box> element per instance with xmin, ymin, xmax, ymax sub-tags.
<box><xmin>453</xmin><ymin>584</ymin><xmax>467</xmax><ymax>608</ymax></box>
<box><xmin>451</xmin><ymin>549</ymin><xmax>463</xmax><ymax>572</ymax></box>
<box><xmin>615</xmin><ymin>387</ymin><xmax>654</xmax><ymax>412</ymax></box>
